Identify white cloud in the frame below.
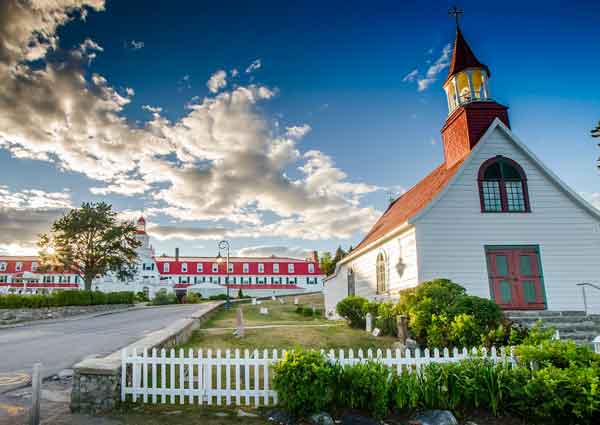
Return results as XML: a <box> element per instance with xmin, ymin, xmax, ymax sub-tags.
<box><xmin>0</xmin><ymin>186</ymin><xmax>73</xmax><ymax>254</ymax></box>
<box><xmin>147</xmin><ymin>225</ymin><xmax>226</xmax><ymax>241</ymax></box>
<box><xmin>207</xmin><ymin>70</ymin><xmax>227</xmax><ymax>93</ymax></box>
<box><xmin>285</xmin><ymin>124</ymin><xmax>312</xmax><ymax>139</ymax></box>
<box><xmin>402</xmin><ymin>69</ymin><xmax>418</xmax><ymax>82</ymax></box>
<box><xmin>237</xmin><ymin>245</ymin><xmax>312</xmax><ymax>259</ymax></box>
<box><xmin>127</xmin><ymin>40</ymin><xmax>144</xmax><ymax>50</ymax></box>
<box><xmin>402</xmin><ymin>44</ymin><xmax>452</xmax><ymax>92</ymax></box>
<box><xmin>245</xmin><ymin>59</ymin><xmax>261</xmax><ymax>74</ymax></box>
<box><xmin>417</xmin><ymin>44</ymin><xmax>452</xmax><ymax>92</ymax></box>
<box><xmin>0</xmin><ymin>1</ymin><xmax>381</xmax><ymax>243</ymax></box>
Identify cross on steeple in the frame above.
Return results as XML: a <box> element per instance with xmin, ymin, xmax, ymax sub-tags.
<box><xmin>448</xmin><ymin>5</ymin><xmax>464</xmax><ymax>28</ymax></box>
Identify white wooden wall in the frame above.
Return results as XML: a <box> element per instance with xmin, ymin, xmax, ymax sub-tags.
<box><xmin>416</xmin><ymin>127</ymin><xmax>600</xmax><ymax>313</ymax></box>
<box><xmin>324</xmin><ymin>228</ymin><xmax>419</xmax><ymax>318</ymax></box>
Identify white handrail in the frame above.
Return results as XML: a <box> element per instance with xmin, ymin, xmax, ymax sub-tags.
<box><xmin>577</xmin><ymin>282</ymin><xmax>600</xmax><ymax>315</ymax></box>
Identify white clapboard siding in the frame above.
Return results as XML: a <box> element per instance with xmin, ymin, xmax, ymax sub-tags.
<box><xmin>416</xmin><ymin>126</ymin><xmax>600</xmax><ymax>312</ymax></box>
<box><xmin>121</xmin><ymin>346</ymin><xmax>515</xmax><ymax>406</ymax></box>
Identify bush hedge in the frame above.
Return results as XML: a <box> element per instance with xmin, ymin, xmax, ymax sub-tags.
<box><xmin>151</xmin><ymin>292</ymin><xmax>179</xmax><ymax>305</ymax></box>
<box><xmin>0</xmin><ymin>291</ymin><xmax>134</xmax><ymax>309</ymax></box>
<box><xmin>335</xmin><ymin>279</ymin><xmax>512</xmax><ymax>347</ymax></box>
<box><xmin>273</xmin><ymin>343</ymin><xmax>600</xmax><ymax>424</ymax></box>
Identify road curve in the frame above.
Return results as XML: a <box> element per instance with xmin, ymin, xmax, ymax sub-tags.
<box><xmin>0</xmin><ymin>304</ymin><xmax>203</xmax><ymax>381</ymax></box>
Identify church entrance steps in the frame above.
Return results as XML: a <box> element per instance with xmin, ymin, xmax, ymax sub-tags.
<box><xmin>506</xmin><ymin>310</ymin><xmax>600</xmax><ymax>346</ymax></box>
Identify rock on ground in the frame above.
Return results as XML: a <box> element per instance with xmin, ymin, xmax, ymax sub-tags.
<box><xmin>310</xmin><ymin>411</ymin><xmax>334</xmax><ymax>425</ymax></box>
<box><xmin>411</xmin><ymin>410</ymin><xmax>458</xmax><ymax>425</ymax></box>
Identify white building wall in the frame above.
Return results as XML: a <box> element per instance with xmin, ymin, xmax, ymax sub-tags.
<box><xmin>324</xmin><ymin>227</ymin><xmax>419</xmax><ymax>318</ymax></box>
<box><xmin>416</xmin><ymin>127</ymin><xmax>600</xmax><ymax>313</ymax></box>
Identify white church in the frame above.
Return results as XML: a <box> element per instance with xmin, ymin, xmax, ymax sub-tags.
<box><xmin>325</xmin><ymin>24</ymin><xmax>600</xmax><ymax>317</ymax></box>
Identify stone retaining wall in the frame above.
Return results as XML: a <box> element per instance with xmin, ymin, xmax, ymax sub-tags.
<box><xmin>70</xmin><ymin>301</ymin><xmax>224</xmax><ymax>415</ymax></box>
<box><xmin>0</xmin><ymin>304</ymin><xmax>133</xmax><ymax>326</ymax></box>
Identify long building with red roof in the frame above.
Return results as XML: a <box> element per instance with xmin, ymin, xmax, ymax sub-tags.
<box><xmin>1</xmin><ymin>217</ymin><xmax>324</xmax><ymax>298</ymax></box>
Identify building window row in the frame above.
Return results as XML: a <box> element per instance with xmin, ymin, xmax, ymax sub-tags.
<box><xmin>173</xmin><ymin>276</ymin><xmax>318</xmax><ymax>285</ymax></box>
<box><xmin>161</xmin><ymin>262</ymin><xmax>315</xmax><ymax>274</ymax></box>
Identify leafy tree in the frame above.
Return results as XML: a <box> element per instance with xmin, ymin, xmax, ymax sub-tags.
<box><xmin>319</xmin><ymin>251</ymin><xmax>334</xmax><ymax>276</ymax></box>
<box><xmin>38</xmin><ymin>202</ymin><xmax>141</xmax><ymax>290</ymax></box>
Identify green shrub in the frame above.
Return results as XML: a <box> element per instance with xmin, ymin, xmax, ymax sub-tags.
<box><xmin>374</xmin><ymin>302</ymin><xmax>400</xmax><ymax>336</ymax></box>
<box><xmin>273</xmin><ymin>350</ymin><xmax>336</xmax><ymax>417</ymax></box>
<box><xmin>135</xmin><ymin>291</ymin><xmax>149</xmax><ymax>302</ymax></box>
<box><xmin>151</xmin><ymin>292</ymin><xmax>179</xmax><ymax>305</ymax></box>
<box><xmin>208</xmin><ymin>294</ymin><xmax>229</xmax><ymax>301</ymax></box>
<box><xmin>336</xmin><ymin>296</ymin><xmax>369</xmax><ymax>328</ymax></box>
<box><xmin>522</xmin><ymin>365</ymin><xmax>600</xmax><ymax>424</ymax></box>
<box><xmin>0</xmin><ymin>291</ymin><xmax>134</xmax><ymax>309</ymax></box>
<box><xmin>397</xmin><ymin>279</ymin><xmax>504</xmax><ymax>347</ymax></box>
<box><xmin>516</xmin><ymin>339</ymin><xmax>600</xmax><ymax>369</ymax></box>
<box><xmin>334</xmin><ymin>361</ymin><xmax>391</xmax><ymax>418</ymax></box>
<box><xmin>185</xmin><ymin>293</ymin><xmax>202</xmax><ymax>304</ymax></box>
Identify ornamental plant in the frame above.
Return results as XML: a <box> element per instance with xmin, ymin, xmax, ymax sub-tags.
<box><xmin>397</xmin><ymin>279</ymin><xmax>505</xmax><ymax>347</ymax></box>
<box><xmin>272</xmin><ymin>350</ymin><xmax>336</xmax><ymax>417</ymax></box>
<box><xmin>336</xmin><ymin>295</ymin><xmax>369</xmax><ymax>328</ymax></box>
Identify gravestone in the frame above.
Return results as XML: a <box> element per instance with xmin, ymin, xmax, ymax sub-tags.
<box><xmin>271</xmin><ymin>295</ymin><xmax>276</xmax><ymax>301</ymax></box>
<box><xmin>278</xmin><ymin>298</ymin><xmax>285</xmax><ymax>304</ymax></box>
<box><xmin>311</xmin><ymin>303</ymin><xmax>316</xmax><ymax>314</ymax></box>
<box><xmin>293</xmin><ymin>296</ymin><xmax>299</xmax><ymax>305</ymax></box>
<box><xmin>372</xmin><ymin>327</ymin><xmax>381</xmax><ymax>337</ymax></box>
<box><xmin>260</xmin><ymin>307</ymin><xmax>269</xmax><ymax>315</ymax></box>
<box><xmin>236</xmin><ymin>307</ymin><xmax>245</xmax><ymax>338</ymax></box>
<box><xmin>251</xmin><ymin>298</ymin><xmax>257</xmax><ymax>305</ymax></box>
<box><xmin>396</xmin><ymin>315</ymin><xmax>409</xmax><ymax>344</ymax></box>
<box><xmin>365</xmin><ymin>312</ymin><xmax>373</xmax><ymax>333</ymax></box>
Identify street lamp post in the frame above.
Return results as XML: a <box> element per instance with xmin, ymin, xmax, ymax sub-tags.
<box><xmin>216</xmin><ymin>240</ymin><xmax>231</xmax><ymax>309</ymax></box>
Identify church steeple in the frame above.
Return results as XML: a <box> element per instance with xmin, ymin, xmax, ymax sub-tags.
<box><xmin>440</xmin><ymin>13</ymin><xmax>510</xmax><ymax>169</ymax></box>
<box><xmin>443</xmin><ymin>26</ymin><xmax>491</xmax><ymax>113</ymax></box>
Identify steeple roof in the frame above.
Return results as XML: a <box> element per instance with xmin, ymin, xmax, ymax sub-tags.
<box><xmin>447</xmin><ymin>27</ymin><xmax>489</xmax><ymax>80</ymax></box>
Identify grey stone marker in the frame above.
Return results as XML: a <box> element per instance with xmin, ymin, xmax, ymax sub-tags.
<box><xmin>278</xmin><ymin>298</ymin><xmax>285</xmax><ymax>304</ymax></box>
<box><xmin>311</xmin><ymin>303</ymin><xmax>316</xmax><ymax>314</ymax></box>
<box><xmin>365</xmin><ymin>312</ymin><xmax>373</xmax><ymax>333</ymax></box>
<box><xmin>30</xmin><ymin>362</ymin><xmax>42</xmax><ymax>425</ymax></box>
<box><xmin>293</xmin><ymin>296</ymin><xmax>299</xmax><ymax>305</ymax></box>
<box><xmin>396</xmin><ymin>315</ymin><xmax>409</xmax><ymax>344</ymax></box>
<box><xmin>236</xmin><ymin>307</ymin><xmax>245</xmax><ymax>338</ymax></box>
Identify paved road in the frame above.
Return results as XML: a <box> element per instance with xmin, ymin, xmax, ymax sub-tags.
<box><xmin>0</xmin><ymin>305</ymin><xmax>203</xmax><ymax>383</ymax></box>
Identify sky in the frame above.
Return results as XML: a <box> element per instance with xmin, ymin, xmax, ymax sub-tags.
<box><xmin>0</xmin><ymin>0</ymin><xmax>599</xmax><ymax>259</ymax></box>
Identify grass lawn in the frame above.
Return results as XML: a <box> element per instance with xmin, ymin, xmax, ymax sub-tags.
<box><xmin>180</xmin><ymin>293</ymin><xmax>399</xmax><ymax>351</ymax></box>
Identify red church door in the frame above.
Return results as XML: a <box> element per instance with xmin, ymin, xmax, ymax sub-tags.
<box><xmin>486</xmin><ymin>248</ymin><xmax>545</xmax><ymax>310</ymax></box>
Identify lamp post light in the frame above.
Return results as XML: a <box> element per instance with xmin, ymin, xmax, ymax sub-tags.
<box><xmin>216</xmin><ymin>240</ymin><xmax>231</xmax><ymax>309</ymax></box>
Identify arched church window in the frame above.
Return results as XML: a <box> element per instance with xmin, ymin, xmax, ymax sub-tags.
<box><xmin>478</xmin><ymin>156</ymin><xmax>530</xmax><ymax>213</ymax></box>
<box><xmin>376</xmin><ymin>252</ymin><xmax>388</xmax><ymax>294</ymax></box>
<box><xmin>347</xmin><ymin>268</ymin><xmax>355</xmax><ymax>296</ymax></box>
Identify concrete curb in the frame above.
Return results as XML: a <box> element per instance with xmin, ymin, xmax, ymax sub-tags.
<box><xmin>70</xmin><ymin>301</ymin><xmax>225</xmax><ymax>414</ymax></box>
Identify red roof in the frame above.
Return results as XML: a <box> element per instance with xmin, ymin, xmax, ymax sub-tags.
<box><xmin>447</xmin><ymin>27</ymin><xmax>489</xmax><ymax>80</ymax></box>
<box><xmin>354</xmin><ymin>159</ymin><xmax>464</xmax><ymax>252</ymax></box>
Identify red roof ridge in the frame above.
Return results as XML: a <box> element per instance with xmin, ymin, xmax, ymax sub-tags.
<box><xmin>353</xmin><ymin>159</ymin><xmax>465</xmax><ymax>252</ymax></box>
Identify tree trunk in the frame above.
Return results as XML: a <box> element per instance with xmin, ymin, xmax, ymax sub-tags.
<box><xmin>84</xmin><ymin>275</ymin><xmax>93</xmax><ymax>291</ymax></box>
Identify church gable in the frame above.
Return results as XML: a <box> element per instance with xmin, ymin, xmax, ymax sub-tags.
<box><xmin>412</xmin><ymin>121</ymin><xmax>600</xmax><ymax>225</ymax></box>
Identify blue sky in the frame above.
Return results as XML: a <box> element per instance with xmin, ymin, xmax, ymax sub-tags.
<box><xmin>0</xmin><ymin>0</ymin><xmax>599</xmax><ymax>258</ymax></box>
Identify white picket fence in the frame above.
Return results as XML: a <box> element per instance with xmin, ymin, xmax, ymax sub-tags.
<box><xmin>121</xmin><ymin>346</ymin><xmax>515</xmax><ymax>407</ymax></box>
